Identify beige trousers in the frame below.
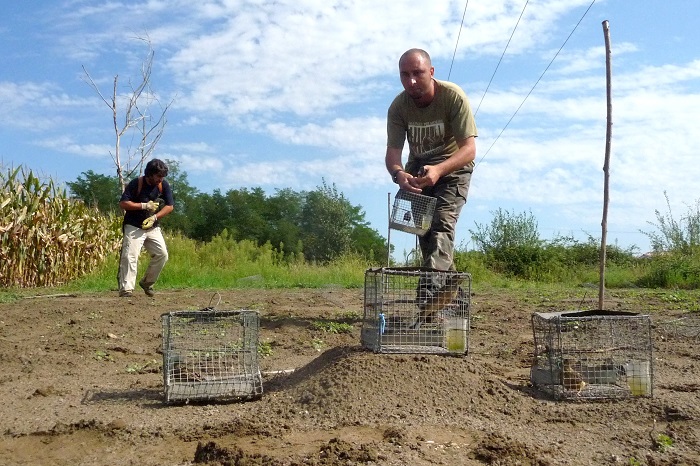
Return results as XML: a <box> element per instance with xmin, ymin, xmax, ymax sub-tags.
<box><xmin>118</xmin><ymin>225</ymin><xmax>169</xmax><ymax>293</ymax></box>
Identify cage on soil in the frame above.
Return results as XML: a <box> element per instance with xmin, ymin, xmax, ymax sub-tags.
<box><xmin>161</xmin><ymin>309</ymin><xmax>263</xmax><ymax>403</ymax></box>
<box><xmin>389</xmin><ymin>191</ymin><xmax>437</xmax><ymax>236</ymax></box>
<box><xmin>361</xmin><ymin>267</ymin><xmax>471</xmax><ymax>354</ymax></box>
<box><xmin>530</xmin><ymin>310</ymin><xmax>653</xmax><ymax>400</ymax></box>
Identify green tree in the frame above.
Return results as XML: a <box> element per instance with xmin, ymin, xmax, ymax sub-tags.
<box><xmin>266</xmin><ymin>188</ymin><xmax>304</xmax><ymax>256</ymax></box>
<box><xmin>158</xmin><ymin>159</ymin><xmax>199</xmax><ymax>235</ymax></box>
<box><xmin>470</xmin><ymin>208</ymin><xmax>544</xmax><ymax>277</ymax></box>
<box><xmin>300</xmin><ymin>181</ymin><xmax>355</xmax><ymax>262</ymax></box>
<box><xmin>66</xmin><ymin>170</ymin><xmax>122</xmax><ymax>214</ymax></box>
<box><xmin>470</xmin><ymin>208</ymin><xmax>541</xmax><ymax>254</ymax></box>
<box><xmin>189</xmin><ymin>189</ymin><xmax>231</xmax><ymax>242</ymax></box>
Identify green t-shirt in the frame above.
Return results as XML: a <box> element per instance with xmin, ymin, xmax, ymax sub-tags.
<box><xmin>387</xmin><ymin>79</ymin><xmax>478</xmax><ymax>175</ymax></box>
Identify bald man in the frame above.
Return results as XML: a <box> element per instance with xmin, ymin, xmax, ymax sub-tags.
<box><xmin>385</xmin><ymin>48</ymin><xmax>478</xmax><ymax>271</ymax></box>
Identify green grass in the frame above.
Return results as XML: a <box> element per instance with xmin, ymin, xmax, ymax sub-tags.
<box><xmin>11</xmin><ymin>230</ymin><xmax>700</xmax><ymax>299</ymax></box>
<box><xmin>62</xmin><ymin>233</ymin><xmax>370</xmax><ymax>293</ymax></box>
<box><xmin>310</xmin><ymin>320</ymin><xmax>354</xmax><ymax>334</ymax></box>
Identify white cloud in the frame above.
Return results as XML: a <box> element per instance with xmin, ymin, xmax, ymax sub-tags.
<box><xmin>3</xmin><ymin>0</ymin><xmax>699</xmax><ymax>252</ymax></box>
<box><xmin>36</xmin><ymin>136</ymin><xmax>112</xmax><ymax>159</ymax></box>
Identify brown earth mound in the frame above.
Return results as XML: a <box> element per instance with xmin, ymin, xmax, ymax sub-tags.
<box><xmin>0</xmin><ymin>287</ymin><xmax>698</xmax><ymax>465</ymax></box>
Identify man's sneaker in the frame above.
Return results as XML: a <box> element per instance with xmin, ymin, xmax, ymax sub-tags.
<box><xmin>119</xmin><ymin>290</ymin><xmax>133</xmax><ymax>298</ymax></box>
<box><xmin>139</xmin><ymin>280</ymin><xmax>155</xmax><ymax>297</ymax></box>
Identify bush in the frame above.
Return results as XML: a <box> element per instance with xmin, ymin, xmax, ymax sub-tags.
<box><xmin>642</xmin><ymin>191</ymin><xmax>700</xmax><ymax>255</ymax></box>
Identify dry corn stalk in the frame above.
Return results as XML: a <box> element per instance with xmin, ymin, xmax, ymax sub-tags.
<box><xmin>0</xmin><ymin>166</ymin><xmax>121</xmax><ymax>288</ymax></box>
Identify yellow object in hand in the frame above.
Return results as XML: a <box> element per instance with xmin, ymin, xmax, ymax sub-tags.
<box><xmin>142</xmin><ymin>200</ymin><xmax>158</xmax><ymax>212</ymax></box>
<box><xmin>142</xmin><ymin>215</ymin><xmax>157</xmax><ymax>230</ymax></box>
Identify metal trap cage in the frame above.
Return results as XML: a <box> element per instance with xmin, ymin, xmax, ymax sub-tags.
<box><xmin>389</xmin><ymin>191</ymin><xmax>437</xmax><ymax>236</ymax></box>
<box><xmin>531</xmin><ymin>310</ymin><xmax>653</xmax><ymax>400</ymax></box>
<box><xmin>657</xmin><ymin>315</ymin><xmax>700</xmax><ymax>341</ymax></box>
<box><xmin>161</xmin><ymin>309</ymin><xmax>263</xmax><ymax>403</ymax></box>
<box><xmin>361</xmin><ymin>267</ymin><xmax>471</xmax><ymax>354</ymax></box>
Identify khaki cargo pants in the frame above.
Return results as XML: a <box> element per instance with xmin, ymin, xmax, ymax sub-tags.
<box><xmin>418</xmin><ymin>173</ymin><xmax>471</xmax><ymax>271</ymax></box>
<box><xmin>118</xmin><ymin>225</ymin><xmax>169</xmax><ymax>294</ymax></box>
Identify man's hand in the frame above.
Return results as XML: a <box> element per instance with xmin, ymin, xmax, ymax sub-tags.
<box><xmin>141</xmin><ymin>215</ymin><xmax>158</xmax><ymax>230</ymax></box>
<box><xmin>410</xmin><ymin>165</ymin><xmax>439</xmax><ymax>189</ymax></box>
<box><xmin>396</xmin><ymin>171</ymin><xmax>423</xmax><ymax>194</ymax></box>
<box><xmin>141</xmin><ymin>200</ymin><xmax>158</xmax><ymax>213</ymax></box>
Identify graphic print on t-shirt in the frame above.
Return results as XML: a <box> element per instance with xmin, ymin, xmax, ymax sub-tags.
<box><xmin>408</xmin><ymin>120</ymin><xmax>446</xmax><ymax>158</ymax></box>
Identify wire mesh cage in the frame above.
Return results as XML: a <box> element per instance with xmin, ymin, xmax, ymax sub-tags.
<box><xmin>530</xmin><ymin>310</ymin><xmax>653</xmax><ymax>400</ymax></box>
<box><xmin>161</xmin><ymin>309</ymin><xmax>263</xmax><ymax>403</ymax></box>
<box><xmin>361</xmin><ymin>267</ymin><xmax>471</xmax><ymax>354</ymax></box>
<box><xmin>656</xmin><ymin>315</ymin><xmax>700</xmax><ymax>341</ymax></box>
<box><xmin>389</xmin><ymin>191</ymin><xmax>437</xmax><ymax>236</ymax></box>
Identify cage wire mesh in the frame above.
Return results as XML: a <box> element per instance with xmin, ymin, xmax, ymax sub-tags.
<box><xmin>361</xmin><ymin>267</ymin><xmax>471</xmax><ymax>354</ymax></box>
<box><xmin>161</xmin><ymin>309</ymin><xmax>263</xmax><ymax>403</ymax></box>
<box><xmin>530</xmin><ymin>310</ymin><xmax>653</xmax><ymax>400</ymax></box>
<box><xmin>656</xmin><ymin>315</ymin><xmax>700</xmax><ymax>341</ymax></box>
<box><xmin>389</xmin><ymin>191</ymin><xmax>436</xmax><ymax>236</ymax></box>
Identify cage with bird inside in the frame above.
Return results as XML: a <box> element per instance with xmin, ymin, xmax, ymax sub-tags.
<box><xmin>389</xmin><ymin>190</ymin><xmax>437</xmax><ymax>236</ymax></box>
<box><xmin>361</xmin><ymin>267</ymin><xmax>471</xmax><ymax>355</ymax></box>
<box><xmin>530</xmin><ymin>310</ymin><xmax>653</xmax><ymax>400</ymax></box>
<box><xmin>161</xmin><ymin>304</ymin><xmax>263</xmax><ymax>403</ymax></box>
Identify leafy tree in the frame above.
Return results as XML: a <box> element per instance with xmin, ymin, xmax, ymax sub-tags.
<box><xmin>189</xmin><ymin>189</ymin><xmax>231</xmax><ymax>242</ymax></box>
<box><xmin>158</xmin><ymin>159</ymin><xmax>199</xmax><ymax>235</ymax></box>
<box><xmin>265</xmin><ymin>189</ymin><xmax>304</xmax><ymax>256</ymax></box>
<box><xmin>67</xmin><ymin>166</ymin><xmax>386</xmax><ymax>262</ymax></box>
<box><xmin>300</xmin><ymin>181</ymin><xmax>355</xmax><ymax>262</ymax></box>
<box><xmin>226</xmin><ymin>188</ymin><xmax>270</xmax><ymax>242</ymax></box>
<box><xmin>470</xmin><ymin>208</ymin><xmax>542</xmax><ymax>254</ymax></box>
<box><xmin>470</xmin><ymin>208</ymin><xmax>544</xmax><ymax>277</ymax></box>
<box><xmin>66</xmin><ymin>170</ymin><xmax>122</xmax><ymax>214</ymax></box>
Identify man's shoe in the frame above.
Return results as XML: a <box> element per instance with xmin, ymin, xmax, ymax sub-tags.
<box><xmin>139</xmin><ymin>280</ymin><xmax>155</xmax><ymax>297</ymax></box>
<box><xmin>119</xmin><ymin>290</ymin><xmax>133</xmax><ymax>298</ymax></box>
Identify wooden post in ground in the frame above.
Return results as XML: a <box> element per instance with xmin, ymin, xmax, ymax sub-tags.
<box><xmin>599</xmin><ymin>20</ymin><xmax>613</xmax><ymax>310</ymax></box>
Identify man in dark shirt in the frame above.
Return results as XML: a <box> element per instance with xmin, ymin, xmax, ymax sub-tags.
<box><xmin>117</xmin><ymin>158</ymin><xmax>174</xmax><ymax>297</ymax></box>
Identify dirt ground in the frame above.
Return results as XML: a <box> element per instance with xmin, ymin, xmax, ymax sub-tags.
<box><xmin>0</xmin><ymin>284</ymin><xmax>698</xmax><ymax>466</ymax></box>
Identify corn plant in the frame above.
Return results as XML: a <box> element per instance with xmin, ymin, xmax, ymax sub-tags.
<box><xmin>0</xmin><ymin>166</ymin><xmax>122</xmax><ymax>288</ymax></box>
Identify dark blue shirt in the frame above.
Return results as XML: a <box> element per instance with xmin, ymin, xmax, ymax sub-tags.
<box><xmin>120</xmin><ymin>177</ymin><xmax>174</xmax><ymax>229</ymax></box>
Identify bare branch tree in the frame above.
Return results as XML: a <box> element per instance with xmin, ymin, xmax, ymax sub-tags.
<box><xmin>82</xmin><ymin>35</ymin><xmax>174</xmax><ymax>192</ymax></box>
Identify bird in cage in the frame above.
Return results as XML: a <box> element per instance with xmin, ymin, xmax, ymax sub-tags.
<box><xmin>409</xmin><ymin>274</ymin><xmax>466</xmax><ymax>330</ymax></box>
<box><xmin>168</xmin><ymin>353</ymin><xmax>203</xmax><ymax>382</ymax></box>
<box><xmin>561</xmin><ymin>358</ymin><xmax>586</xmax><ymax>395</ymax></box>
<box><xmin>577</xmin><ymin>358</ymin><xmax>626</xmax><ymax>384</ymax></box>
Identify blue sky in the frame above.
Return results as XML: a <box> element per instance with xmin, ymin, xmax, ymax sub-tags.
<box><xmin>2</xmin><ymin>0</ymin><xmax>698</xmax><ymax>255</ymax></box>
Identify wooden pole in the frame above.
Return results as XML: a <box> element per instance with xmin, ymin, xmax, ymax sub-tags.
<box><xmin>387</xmin><ymin>192</ymin><xmax>392</xmax><ymax>267</ymax></box>
<box><xmin>599</xmin><ymin>20</ymin><xmax>612</xmax><ymax>310</ymax></box>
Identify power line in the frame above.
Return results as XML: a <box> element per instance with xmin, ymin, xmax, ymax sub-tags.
<box><xmin>447</xmin><ymin>0</ymin><xmax>469</xmax><ymax>81</ymax></box>
<box><xmin>475</xmin><ymin>0</ymin><xmax>597</xmax><ymax>168</ymax></box>
<box><xmin>475</xmin><ymin>0</ymin><xmax>530</xmax><ymax>116</ymax></box>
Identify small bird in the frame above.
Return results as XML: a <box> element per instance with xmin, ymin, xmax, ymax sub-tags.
<box><xmin>168</xmin><ymin>353</ymin><xmax>203</xmax><ymax>382</ymax></box>
<box><xmin>561</xmin><ymin>358</ymin><xmax>586</xmax><ymax>395</ymax></box>
<box><xmin>577</xmin><ymin>359</ymin><xmax>626</xmax><ymax>384</ymax></box>
<box><xmin>409</xmin><ymin>275</ymin><xmax>465</xmax><ymax>330</ymax></box>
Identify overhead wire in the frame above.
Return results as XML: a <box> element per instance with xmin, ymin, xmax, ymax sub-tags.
<box><xmin>447</xmin><ymin>0</ymin><xmax>469</xmax><ymax>80</ymax></box>
<box><xmin>474</xmin><ymin>0</ymin><xmax>530</xmax><ymax>117</ymax></box>
<box><xmin>475</xmin><ymin>0</ymin><xmax>597</xmax><ymax>168</ymax></box>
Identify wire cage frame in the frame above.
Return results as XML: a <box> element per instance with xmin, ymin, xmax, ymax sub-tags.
<box><xmin>361</xmin><ymin>267</ymin><xmax>471</xmax><ymax>355</ymax></box>
<box><xmin>530</xmin><ymin>310</ymin><xmax>653</xmax><ymax>400</ymax></box>
<box><xmin>161</xmin><ymin>309</ymin><xmax>263</xmax><ymax>403</ymax></box>
<box><xmin>389</xmin><ymin>191</ymin><xmax>437</xmax><ymax>236</ymax></box>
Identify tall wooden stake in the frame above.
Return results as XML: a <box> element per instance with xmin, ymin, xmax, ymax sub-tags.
<box><xmin>599</xmin><ymin>20</ymin><xmax>613</xmax><ymax>310</ymax></box>
<box><xmin>387</xmin><ymin>192</ymin><xmax>392</xmax><ymax>267</ymax></box>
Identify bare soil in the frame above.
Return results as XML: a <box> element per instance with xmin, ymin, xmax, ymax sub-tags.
<box><xmin>0</xmin><ymin>285</ymin><xmax>698</xmax><ymax>466</ymax></box>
